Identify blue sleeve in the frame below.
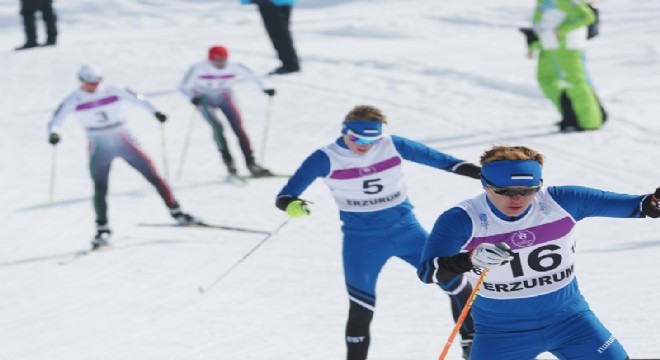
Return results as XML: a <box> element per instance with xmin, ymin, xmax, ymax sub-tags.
<box><xmin>277</xmin><ymin>149</ymin><xmax>330</xmax><ymax>198</ymax></box>
<box><xmin>548</xmin><ymin>186</ymin><xmax>645</xmax><ymax>221</ymax></box>
<box><xmin>421</xmin><ymin>207</ymin><xmax>473</xmax><ymax>262</ymax></box>
<box><xmin>391</xmin><ymin>135</ymin><xmax>464</xmax><ymax>171</ymax></box>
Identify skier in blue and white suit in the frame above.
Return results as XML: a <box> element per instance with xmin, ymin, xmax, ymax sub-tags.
<box><xmin>276</xmin><ymin>105</ymin><xmax>482</xmax><ymax>360</ymax></box>
<box><xmin>418</xmin><ymin>145</ymin><xmax>660</xmax><ymax>360</ymax></box>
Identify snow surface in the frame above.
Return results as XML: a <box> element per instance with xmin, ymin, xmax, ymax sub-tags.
<box><xmin>1</xmin><ymin>0</ymin><xmax>659</xmax><ymax>359</ymax></box>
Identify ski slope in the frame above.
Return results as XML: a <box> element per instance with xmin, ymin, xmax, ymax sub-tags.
<box><xmin>1</xmin><ymin>0</ymin><xmax>659</xmax><ymax>359</ymax></box>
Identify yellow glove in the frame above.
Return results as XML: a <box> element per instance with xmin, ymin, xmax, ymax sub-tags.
<box><xmin>286</xmin><ymin>200</ymin><xmax>311</xmax><ymax>218</ymax></box>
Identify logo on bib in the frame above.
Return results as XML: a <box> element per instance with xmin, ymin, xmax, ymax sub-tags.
<box><xmin>510</xmin><ymin>230</ymin><xmax>536</xmax><ymax>248</ymax></box>
<box><xmin>358</xmin><ymin>166</ymin><xmax>378</xmax><ymax>176</ymax></box>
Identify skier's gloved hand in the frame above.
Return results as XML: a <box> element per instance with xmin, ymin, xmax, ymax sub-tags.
<box><xmin>286</xmin><ymin>199</ymin><xmax>311</xmax><ymax>218</ymax></box>
<box><xmin>154</xmin><ymin>111</ymin><xmax>167</xmax><ymax>123</ymax></box>
<box><xmin>470</xmin><ymin>242</ymin><xmax>513</xmax><ymax>269</ymax></box>
<box><xmin>263</xmin><ymin>89</ymin><xmax>276</xmax><ymax>97</ymax></box>
<box><xmin>641</xmin><ymin>187</ymin><xmax>660</xmax><ymax>218</ymax></box>
<box><xmin>191</xmin><ymin>96</ymin><xmax>202</xmax><ymax>106</ymax></box>
<box><xmin>48</xmin><ymin>133</ymin><xmax>60</xmax><ymax>145</ymax></box>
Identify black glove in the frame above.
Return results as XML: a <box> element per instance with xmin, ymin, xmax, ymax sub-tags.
<box><xmin>48</xmin><ymin>133</ymin><xmax>60</xmax><ymax>145</ymax></box>
<box><xmin>263</xmin><ymin>89</ymin><xmax>276</xmax><ymax>97</ymax></box>
<box><xmin>519</xmin><ymin>27</ymin><xmax>539</xmax><ymax>46</ymax></box>
<box><xmin>191</xmin><ymin>96</ymin><xmax>202</xmax><ymax>106</ymax></box>
<box><xmin>154</xmin><ymin>111</ymin><xmax>167</xmax><ymax>123</ymax></box>
<box><xmin>641</xmin><ymin>187</ymin><xmax>660</xmax><ymax>218</ymax></box>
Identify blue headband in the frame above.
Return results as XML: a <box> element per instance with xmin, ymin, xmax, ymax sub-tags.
<box><xmin>481</xmin><ymin>160</ymin><xmax>542</xmax><ymax>188</ymax></box>
<box><xmin>342</xmin><ymin>120</ymin><xmax>383</xmax><ymax>138</ymax></box>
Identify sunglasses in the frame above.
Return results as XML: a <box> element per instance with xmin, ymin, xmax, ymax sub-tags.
<box><xmin>483</xmin><ymin>177</ymin><xmax>542</xmax><ymax>197</ymax></box>
<box><xmin>346</xmin><ymin>130</ymin><xmax>382</xmax><ymax>145</ymax></box>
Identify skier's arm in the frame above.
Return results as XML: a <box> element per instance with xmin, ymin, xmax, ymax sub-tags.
<box><xmin>179</xmin><ymin>65</ymin><xmax>198</xmax><ymax>100</ymax></box>
<box><xmin>418</xmin><ymin>207</ymin><xmax>474</xmax><ymax>284</ymax></box>
<box><xmin>235</xmin><ymin>63</ymin><xmax>270</xmax><ymax>92</ymax></box>
<box><xmin>275</xmin><ymin>150</ymin><xmax>330</xmax><ymax>213</ymax></box>
<box><xmin>548</xmin><ymin>186</ymin><xmax>648</xmax><ymax>220</ymax></box>
<box><xmin>557</xmin><ymin>0</ymin><xmax>596</xmax><ymax>36</ymax></box>
<box><xmin>391</xmin><ymin>135</ymin><xmax>481</xmax><ymax>179</ymax></box>
<box><xmin>115</xmin><ymin>86</ymin><xmax>159</xmax><ymax>114</ymax></box>
<box><xmin>47</xmin><ymin>94</ymin><xmax>77</xmax><ymax>136</ymax></box>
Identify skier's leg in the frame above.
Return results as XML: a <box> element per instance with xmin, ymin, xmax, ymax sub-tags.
<box><xmin>559</xmin><ymin>50</ymin><xmax>603</xmax><ymax>130</ymax></box>
<box><xmin>537</xmin><ymin>50</ymin><xmax>564</xmax><ymax>112</ymax></box>
<box><xmin>343</xmin><ymin>234</ymin><xmax>391</xmax><ymax>360</ymax></box>
<box><xmin>117</xmin><ymin>132</ymin><xmax>176</xmax><ymax>208</ymax></box>
<box><xmin>219</xmin><ymin>93</ymin><xmax>255</xmax><ymax>166</ymax></box>
<box><xmin>198</xmin><ymin>103</ymin><xmax>235</xmax><ymax>172</ymax></box>
<box><xmin>88</xmin><ymin>139</ymin><xmax>114</xmax><ymax>227</ymax></box>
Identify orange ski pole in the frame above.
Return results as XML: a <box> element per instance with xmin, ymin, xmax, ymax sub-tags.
<box><xmin>438</xmin><ymin>269</ymin><xmax>489</xmax><ymax>360</ymax></box>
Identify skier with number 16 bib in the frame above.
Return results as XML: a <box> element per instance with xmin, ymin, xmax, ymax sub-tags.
<box><xmin>275</xmin><ymin>105</ymin><xmax>482</xmax><ymax>360</ymax></box>
<box><xmin>47</xmin><ymin>64</ymin><xmax>198</xmax><ymax>249</ymax></box>
<box><xmin>418</xmin><ymin>145</ymin><xmax>660</xmax><ymax>359</ymax></box>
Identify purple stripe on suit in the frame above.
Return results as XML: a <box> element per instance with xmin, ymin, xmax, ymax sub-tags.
<box><xmin>465</xmin><ymin>216</ymin><xmax>575</xmax><ymax>251</ymax></box>
<box><xmin>76</xmin><ymin>96</ymin><xmax>119</xmax><ymax>111</ymax></box>
<box><xmin>199</xmin><ymin>74</ymin><xmax>235</xmax><ymax>80</ymax></box>
<box><xmin>329</xmin><ymin>156</ymin><xmax>402</xmax><ymax>180</ymax></box>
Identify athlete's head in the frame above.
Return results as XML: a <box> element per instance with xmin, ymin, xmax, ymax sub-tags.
<box><xmin>78</xmin><ymin>64</ymin><xmax>103</xmax><ymax>93</ymax></box>
<box><xmin>208</xmin><ymin>45</ymin><xmax>229</xmax><ymax>68</ymax></box>
<box><xmin>480</xmin><ymin>146</ymin><xmax>544</xmax><ymax>217</ymax></box>
<box><xmin>341</xmin><ymin>105</ymin><xmax>387</xmax><ymax>155</ymax></box>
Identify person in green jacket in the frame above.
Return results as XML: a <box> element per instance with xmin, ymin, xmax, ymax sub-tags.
<box><xmin>521</xmin><ymin>0</ymin><xmax>606</xmax><ymax>132</ymax></box>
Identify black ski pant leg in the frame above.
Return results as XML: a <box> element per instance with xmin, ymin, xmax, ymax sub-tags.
<box><xmin>41</xmin><ymin>0</ymin><xmax>57</xmax><ymax>43</ymax></box>
<box><xmin>219</xmin><ymin>93</ymin><xmax>255</xmax><ymax>166</ymax></box>
<box><xmin>117</xmin><ymin>132</ymin><xmax>176</xmax><ymax>209</ymax></box>
<box><xmin>19</xmin><ymin>1</ymin><xmax>38</xmax><ymax>45</ymax></box>
<box><xmin>257</xmin><ymin>3</ymin><xmax>299</xmax><ymax>68</ymax></box>
<box><xmin>198</xmin><ymin>103</ymin><xmax>233</xmax><ymax>166</ymax></box>
<box><xmin>89</xmin><ymin>141</ymin><xmax>114</xmax><ymax>227</ymax></box>
<box><xmin>346</xmin><ymin>300</ymin><xmax>374</xmax><ymax>360</ymax></box>
<box><xmin>439</xmin><ymin>275</ymin><xmax>475</xmax><ymax>340</ymax></box>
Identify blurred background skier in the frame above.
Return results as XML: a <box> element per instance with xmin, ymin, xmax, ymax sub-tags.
<box><xmin>47</xmin><ymin>64</ymin><xmax>197</xmax><ymax>249</ymax></box>
<box><xmin>179</xmin><ymin>45</ymin><xmax>276</xmax><ymax>178</ymax></box>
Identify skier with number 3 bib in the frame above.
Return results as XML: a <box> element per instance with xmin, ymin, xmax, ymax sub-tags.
<box><xmin>418</xmin><ymin>145</ymin><xmax>660</xmax><ymax>359</ymax></box>
<box><xmin>47</xmin><ymin>64</ymin><xmax>198</xmax><ymax>249</ymax></box>
<box><xmin>275</xmin><ymin>105</ymin><xmax>483</xmax><ymax>360</ymax></box>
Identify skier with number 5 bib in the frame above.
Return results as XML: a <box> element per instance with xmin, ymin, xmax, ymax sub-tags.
<box><xmin>275</xmin><ymin>105</ymin><xmax>482</xmax><ymax>360</ymax></box>
<box><xmin>47</xmin><ymin>64</ymin><xmax>197</xmax><ymax>249</ymax></box>
<box><xmin>418</xmin><ymin>145</ymin><xmax>660</xmax><ymax>359</ymax></box>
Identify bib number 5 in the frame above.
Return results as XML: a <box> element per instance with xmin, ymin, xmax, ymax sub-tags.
<box><xmin>363</xmin><ymin>178</ymin><xmax>383</xmax><ymax>194</ymax></box>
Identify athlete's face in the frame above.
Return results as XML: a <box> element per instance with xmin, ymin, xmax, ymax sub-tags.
<box><xmin>81</xmin><ymin>81</ymin><xmax>100</xmax><ymax>93</ymax></box>
<box><xmin>210</xmin><ymin>58</ymin><xmax>227</xmax><ymax>68</ymax></box>
<box><xmin>343</xmin><ymin>134</ymin><xmax>377</xmax><ymax>155</ymax></box>
<box><xmin>485</xmin><ymin>188</ymin><xmax>536</xmax><ymax>217</ymax></box>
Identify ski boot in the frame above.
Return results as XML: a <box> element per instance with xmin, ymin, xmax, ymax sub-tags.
<box><xmin>170</xmin><ymin>205</ymin><xmax>198</xmax><ymax>225</ymax></box>
<box><xmin>92</xmin><ymin>224</ymin><xmax>111</xmax><ymax>249</ymax></box>
<box><xmin>461</xmin><ymin>339</ymin><xmax>473</xmax><ymax>360</ymax></box>
<box><xmin>247</xmin><ymin>163</ymin><xmax>273</xmax><ymax>178</ymax></box>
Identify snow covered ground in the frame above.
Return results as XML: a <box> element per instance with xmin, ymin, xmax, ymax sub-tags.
<box><xmin>0</xmin><ymin>0</ymin><xmax>659</xmax><ymax>359</ymax></box>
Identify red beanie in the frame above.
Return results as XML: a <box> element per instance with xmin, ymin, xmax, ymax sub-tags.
<box><xmin>208</xmin><ymin>46</ymin><xmax>229</xmax><ymax>60</ymax></box>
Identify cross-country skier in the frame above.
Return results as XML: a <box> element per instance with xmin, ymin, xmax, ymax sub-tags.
<box><xmin>47</xmin><ymin>64</ymin><xmax>197</xmax><ymax>249</ymax></box>
<box><xmin>521</xmin><ymin>0</ymin><xmax>606</xmax><ymax>132</ymax></box>
<box><xmin>418</xmin><ymin>145</ymin><xmax>660</xmax><ymax>359</ymax></box>
<box><xmin>275</xmin><ymin>105</ymin><xmax>482</xmax><ymax>360</ymax></box>
<box><xmin>179</xmin><ymin>45</ymin><xmax>276</xmax><ymax>177</ymax></box>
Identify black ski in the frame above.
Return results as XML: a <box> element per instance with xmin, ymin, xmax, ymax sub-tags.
<box><xmin>57</xmin><ymin>245</ymin><xmax>112</xmax><ymax>265</ymax></box>
<box><xmin>137</xmin><ymin>222</ymin><xmax>271</xmax><ymax>235</ymax></box>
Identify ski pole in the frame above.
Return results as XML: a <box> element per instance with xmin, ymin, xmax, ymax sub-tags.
<box><xmin>198</xmin><ymin>218</ymin><xmax>290</xmax><ymax>294</ymax></box>
<box><xmin>175</xmin><ymin>108</ymin><xmax>197</xmax><ymax>181</ymax></box>
<box><xmin>259</xmin><ymin>96</ymin><xmax>273</xmax><ymax>164</ymax></box>
<box><xmin>438</xmin><ymin>269</ymin><xmax>489</xmax><ymax>360</ymax></box>
<box><xmin>160</xmin><ymin>123</ymin><xmax>170</xmax><ymax>181</ymax></box>
<box><xmin>48</xmin><ymin>146</ymin><xmax>58</xmax><ymax>202</ymax></box>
